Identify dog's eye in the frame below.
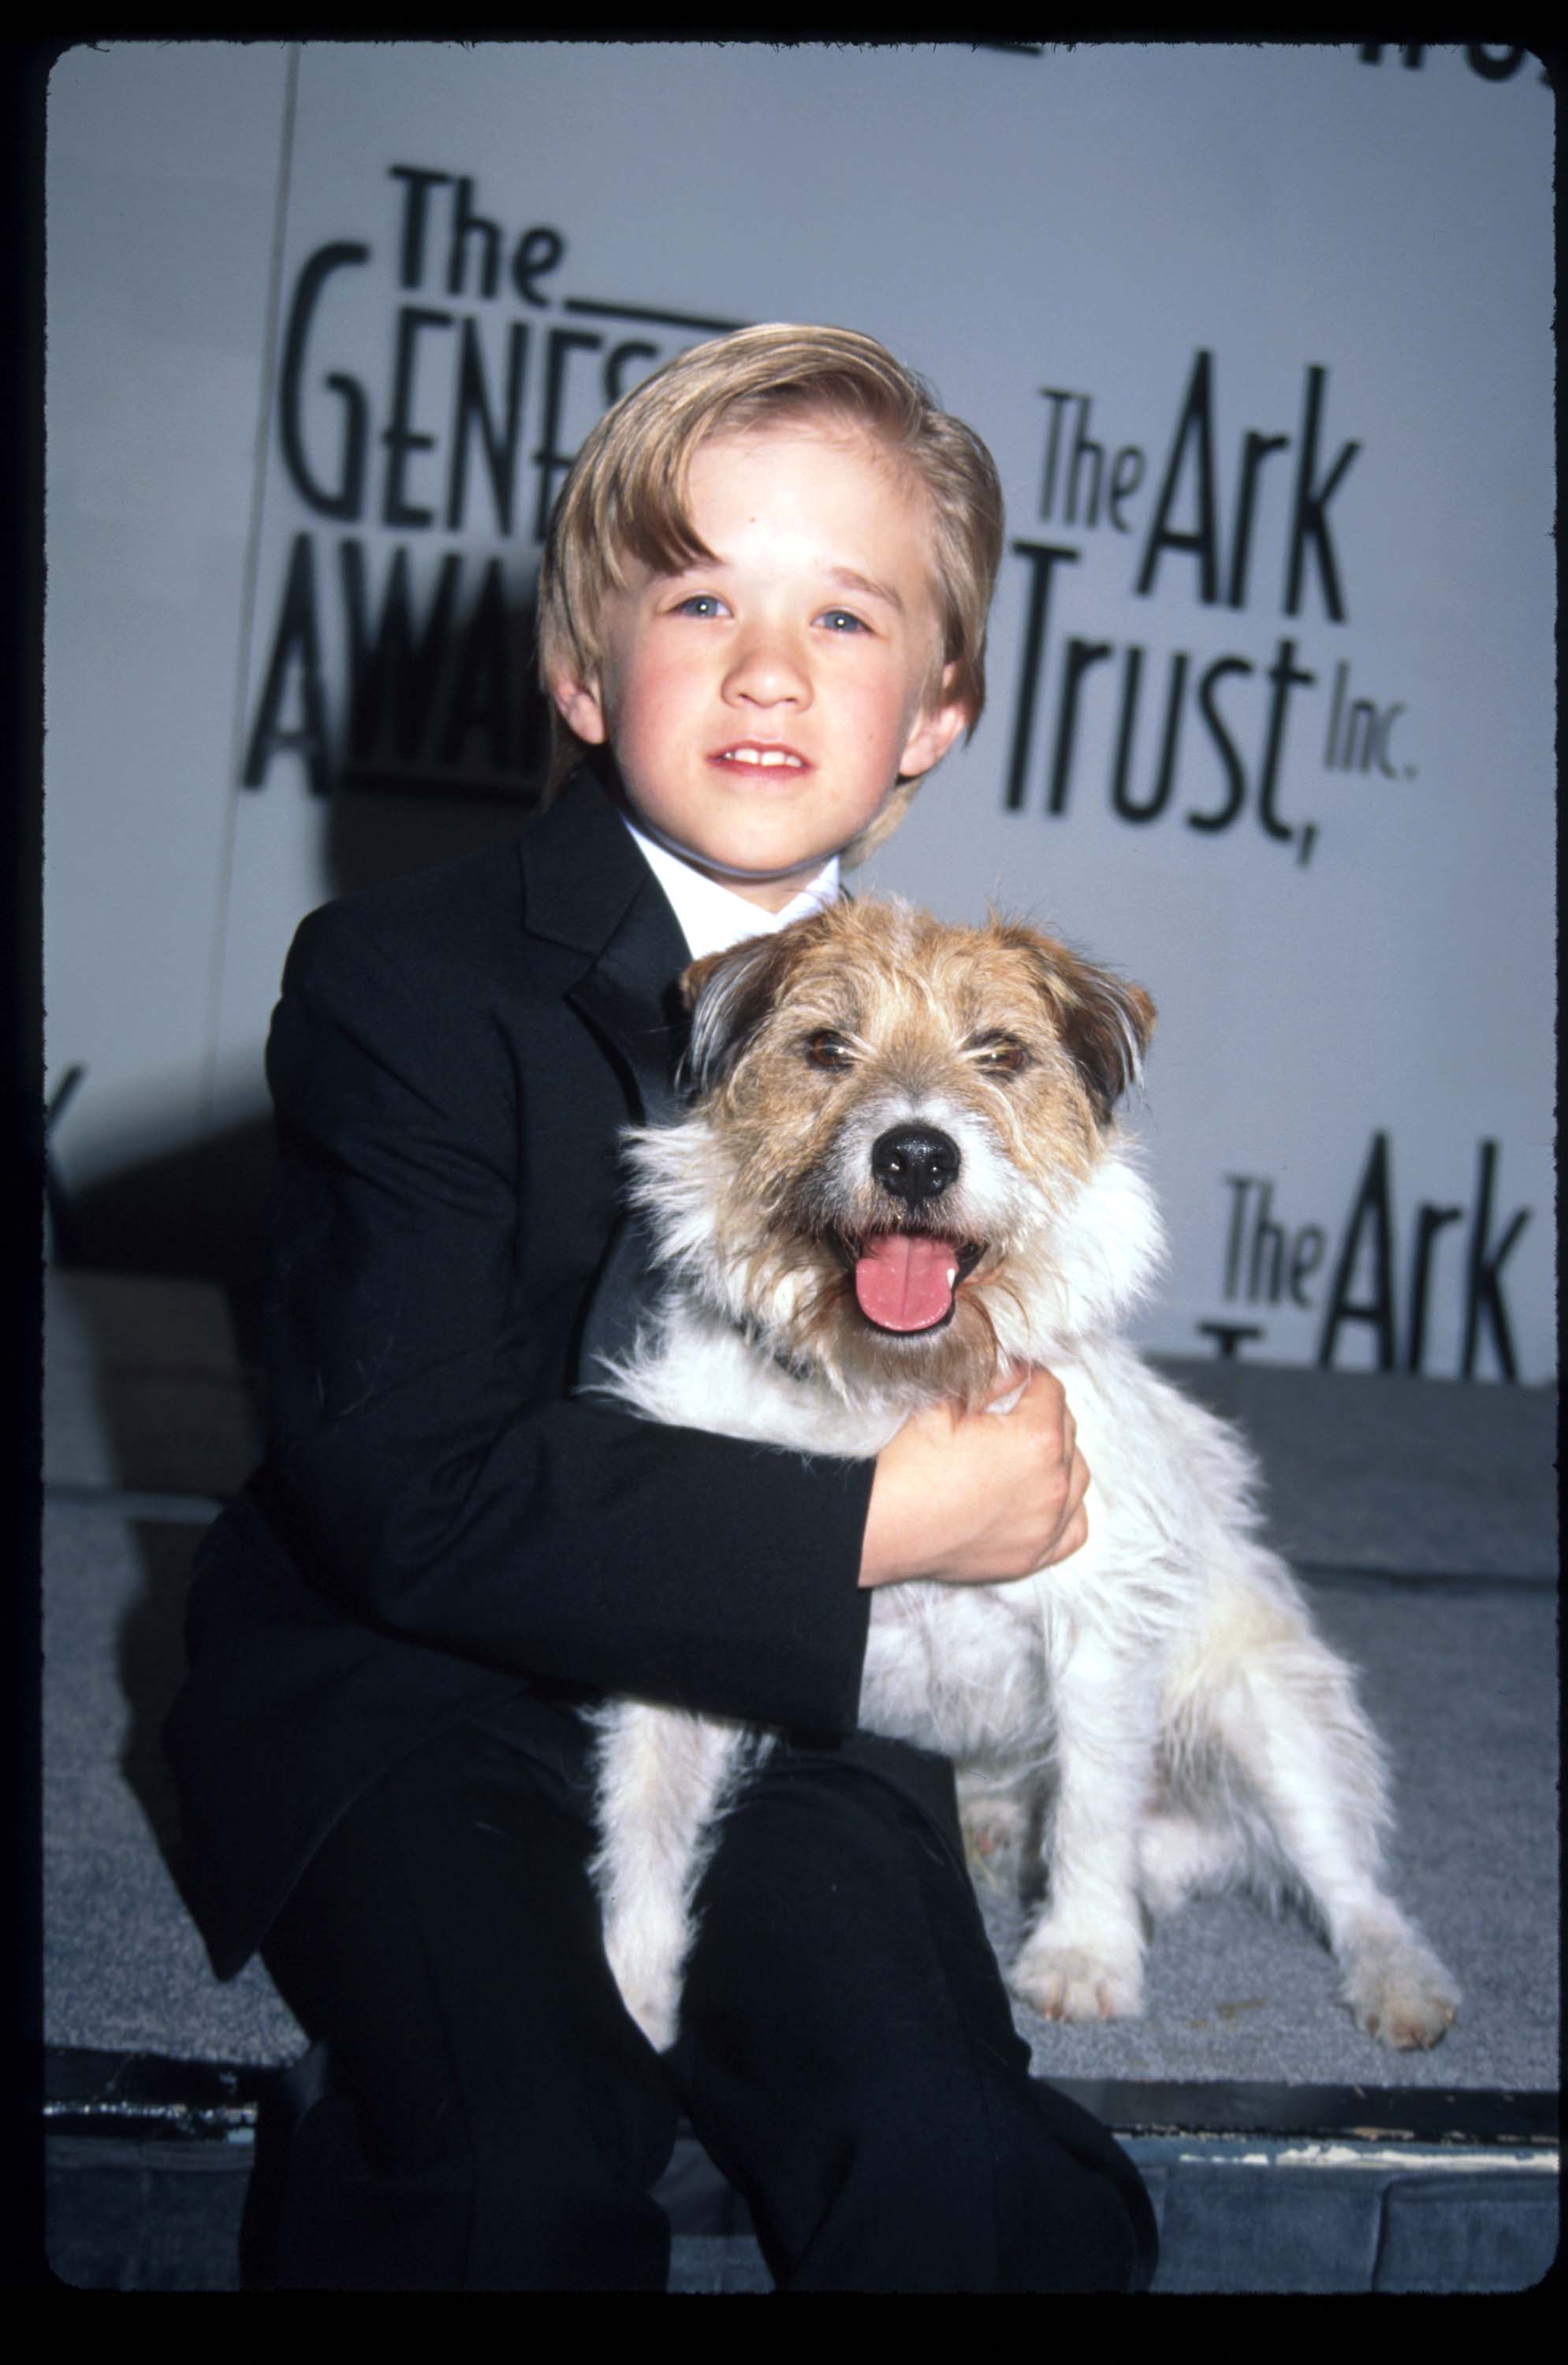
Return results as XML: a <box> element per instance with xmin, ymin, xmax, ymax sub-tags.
<box><xmin>804</xmin><ymin>1031</ymin><xmax>855</xmax><ymax>1072</ymax></box>
<box><xmin>969</xmin><ymin>1036</ymin><xmax>1029</xmax><ymax>1075</ymax></box>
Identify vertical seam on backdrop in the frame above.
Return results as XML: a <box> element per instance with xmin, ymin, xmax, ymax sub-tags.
<box><xmin>201</xmin><ymin>40</ymin><xmax>301</xmax><ymax>1135</ymax></box>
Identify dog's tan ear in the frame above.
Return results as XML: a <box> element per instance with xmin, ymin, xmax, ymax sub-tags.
<box><xmin>680</xmin><ymin>930</ymin><xmax>798</xmax><ymax>1095</ymax></box>
<box><xmin>1002</xmin><ymin>925</ymin><xmax>1155</xmax><ymax>1124</ymax></box>
<box><xmin>1055</xmin><ymin>961</ymin><xmax>1155</xmax><ymax>1124</ymax></box>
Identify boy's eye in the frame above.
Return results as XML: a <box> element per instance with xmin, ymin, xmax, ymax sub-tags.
<box><xmin>818</xmin><ymin>608</ymin><xmax>868</xmax><ymax>633</ymax></box>
<box><xmin>673</xmin><ymin>593</ymin><xmax>727</xmax><ymax>618</ymax></box>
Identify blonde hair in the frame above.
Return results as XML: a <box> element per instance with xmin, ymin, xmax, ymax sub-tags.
<box><xmin>536</xmin><ymin>323</ymin><xmax>1004</xmax><ymax>850</ymax></box>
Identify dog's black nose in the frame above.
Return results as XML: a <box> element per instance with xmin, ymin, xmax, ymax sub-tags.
<box><xmin>871</xmin><ymin>1124</ymin><xmax>961</xmax><ymax>1205</ymax></box>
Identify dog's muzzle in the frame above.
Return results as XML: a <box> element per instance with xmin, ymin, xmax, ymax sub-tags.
<box><xmin>850</xmin><ymin>1125</ymin><xmax>981</xmax><ymax>1335</ymax></box>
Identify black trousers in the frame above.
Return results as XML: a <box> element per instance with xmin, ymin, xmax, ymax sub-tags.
<box><xmin>258</xmin><ymin>1692</ymin><xmax>1158</xmax><ymax>2291</ymax></box>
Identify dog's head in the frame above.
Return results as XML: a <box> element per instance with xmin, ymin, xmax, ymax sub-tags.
<box><xmin>627</xmin><ymin>897</ymin><xmax>1164</xmax><ymax>1403</ymax></box>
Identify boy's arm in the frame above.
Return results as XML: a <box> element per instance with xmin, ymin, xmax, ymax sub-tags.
<box><xmin>260</xmin><ymin>898</ymin><xmax>873</xmax><ymax>1738</ymax></box>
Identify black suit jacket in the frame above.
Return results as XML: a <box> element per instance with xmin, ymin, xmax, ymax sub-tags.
<box><xmin>164</xmin><ymin>767</ymin><xmax>888</xmax><ymax>1980</ymax></box>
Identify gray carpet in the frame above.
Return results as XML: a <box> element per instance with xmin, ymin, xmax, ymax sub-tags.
<box><xmin>42</xmin><ymin>1270</ymin><xmax>1559</xmax><ymax>2094</ymax></box>
<box><xmin>1156</xmin><ymin>1353</ymin><xmax>1559</xmax><ymax>1584</ymax></box>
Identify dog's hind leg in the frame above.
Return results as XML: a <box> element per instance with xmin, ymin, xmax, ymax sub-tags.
<box><xmin>956</xmin><ymin>1769</ymin><xmax>1033</xmax><ymax>1894</ymax></box>
<box><xmin>1200</xmin><ymin>1610</ymin><xmax>1460</xmax><ymax>2049</ymax></box>
<box><xmin>590</xmin><ymin>1704</ymin><xmax>758</xmax><ymax>2052</ymax></box>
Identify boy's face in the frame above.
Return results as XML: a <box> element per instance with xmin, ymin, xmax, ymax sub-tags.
<box><xmin>551</xmin><ymin>422</ymin><xmax>968</xmax><ymax>911</ymax></box>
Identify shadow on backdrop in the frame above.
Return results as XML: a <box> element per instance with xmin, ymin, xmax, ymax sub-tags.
<box><xmin>54</xmin><ymin>591</ymin><xmax>557</xmax><ymax>1371</ymax></box>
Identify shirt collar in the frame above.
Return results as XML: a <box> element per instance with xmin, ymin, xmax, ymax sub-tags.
<box><xmin>619</xmin><ymin>814</ymin><xmax>841</xmax><ymax>963</ymax></box>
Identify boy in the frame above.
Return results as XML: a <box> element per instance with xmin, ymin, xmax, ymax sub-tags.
<box><xmin>165</xmin><ymin>324</ymin><xmax>1158</xmax><ymax>2291</ymax></box>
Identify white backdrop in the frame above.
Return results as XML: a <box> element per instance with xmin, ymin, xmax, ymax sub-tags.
<box><xmin>44</xmin><ymin>41</ymin><xmax>1555</xmax><ymax>1380</ymax></box>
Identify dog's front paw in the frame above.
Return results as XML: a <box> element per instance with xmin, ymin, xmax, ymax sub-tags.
<box><xmin>1342</xmin><ymin>1936</ymin><xmax>1460</xmax><ymax>2050</ymax></box>
<box><xmin>1010</xmin><ymin>1941</ymin><xmax>1144</xmax><ymax>2024</ymax></box>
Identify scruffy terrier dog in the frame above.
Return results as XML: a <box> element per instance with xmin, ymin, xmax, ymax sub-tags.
<box><xmin>587</xmin><ymin>899</ymin><xmax>1460</xmax><ymax>2058</ymax></box>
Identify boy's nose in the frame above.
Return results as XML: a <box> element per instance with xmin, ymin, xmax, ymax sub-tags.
<box><xmin>724</xmin><ymin>624</ymin><xmax>811</xmax><ymax>705</ymax></box>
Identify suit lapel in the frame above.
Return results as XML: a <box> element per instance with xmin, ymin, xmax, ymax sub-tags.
<box><xmin>567</xmin><ymin>892</ymin><xmax>687</xmax><ymax>1128</ymax></box>
<box><xmin>518</xmin><ymin>763</ymin><xmax>690</xmax><ymax>1124</ymax></box>
<box><xmin>517</xmin><ymin>767</ymin><xmax>692</xmax><ymax>1385</ymax></box>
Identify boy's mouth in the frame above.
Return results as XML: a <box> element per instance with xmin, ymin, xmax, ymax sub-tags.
<box><xmin>710</xmin><ymin>742</ymin><xmax>810</xmax><ymax>773</ymax></box>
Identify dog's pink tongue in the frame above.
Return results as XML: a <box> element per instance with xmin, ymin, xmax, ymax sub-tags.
<box><xmin>854</xmin><ymin>1234</ymin><xmax>961</xmax><ymax>1333</ymax></box>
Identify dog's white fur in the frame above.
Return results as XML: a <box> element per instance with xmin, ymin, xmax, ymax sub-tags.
<box><xmin>584</xmin><ymin>900</ymin><xmax>1460</xmax><ymax>2057</ymax></box>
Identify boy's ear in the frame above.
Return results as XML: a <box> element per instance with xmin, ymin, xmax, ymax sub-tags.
<box><xmin>896</xmin><ymin>663</ymin><xmax>970</xmax><ymax>782</ymax></box>
<box><xmin>550</xmin><ymin>671</ymin><xmax>610</xmax><ymax>747</ymax></box>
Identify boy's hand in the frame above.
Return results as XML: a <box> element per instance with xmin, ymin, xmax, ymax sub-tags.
<box><xmin>859</xmin><ymin>1366</ymin><xmax>1089</xmax><ymax>1589</ymax></box>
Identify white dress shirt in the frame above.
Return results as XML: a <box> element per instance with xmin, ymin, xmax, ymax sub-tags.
<box><xmin>620</xmin><ymin>812</ymin><xmax>842</xmax><ymax>964</ymax></box>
